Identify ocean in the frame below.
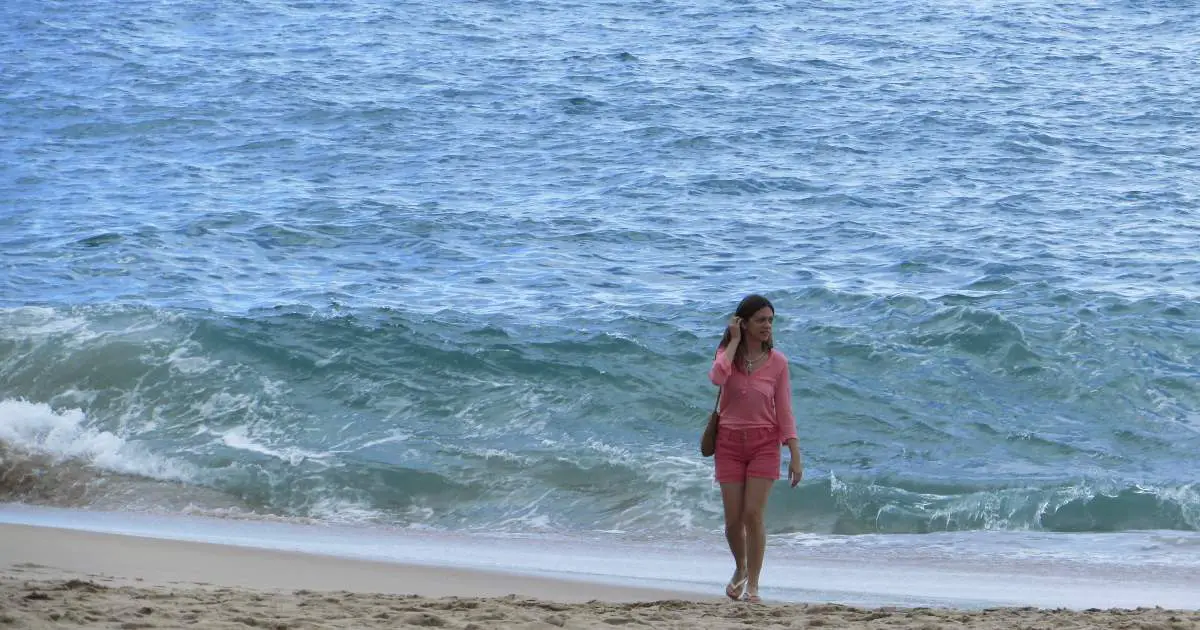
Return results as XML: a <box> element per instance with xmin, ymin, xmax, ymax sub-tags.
<box><xmin>2</xmin><ymin>0</ymin><xmax>1199</xmax><ymax>596</ymax></box>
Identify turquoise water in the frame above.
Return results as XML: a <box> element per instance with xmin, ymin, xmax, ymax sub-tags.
<box><xmin>2</xmin><ymin>0</ymin><xmax>1198</xmax><ymax>541</ymax></box>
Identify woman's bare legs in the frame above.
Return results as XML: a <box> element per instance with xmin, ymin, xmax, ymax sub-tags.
<box><xmin>719</xmin><ymin>482</ymin><xmax>747</xmax><ymax>598</ymax></box>
<box><xmin>741</xmin><ymin>477</ymin><xmax>774</xmax><ymax>601</ymax></box>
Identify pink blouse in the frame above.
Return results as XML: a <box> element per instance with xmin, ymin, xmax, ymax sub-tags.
<box><xmin>708</xmin><ymin>348</ymin><xmax>798</xmax><ymax>445</ymax></box>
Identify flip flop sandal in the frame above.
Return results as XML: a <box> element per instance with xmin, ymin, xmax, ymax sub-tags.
<box><xmin>725</xmin><ymin>574</ymin><xmax>748</xmax><ymax>601</ymax></box>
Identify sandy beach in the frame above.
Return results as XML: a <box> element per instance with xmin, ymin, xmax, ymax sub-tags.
<box><xmin>1</xmin><ymin>523</ymin><xmax>1197</xmax><ymax>629</ymax></box>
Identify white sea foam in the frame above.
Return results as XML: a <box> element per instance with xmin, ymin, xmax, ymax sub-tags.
<box><xmin>0</xmin><ymin>398</ymin><xmax>193</xmax><ymax>482</ymax></box>
<box><xmin>0</xmin><ymin>307</ymin><xmax>94</xmax><ymax>340</ymax></box>
<box><xmin>167</xmin><ymin>343</ymin><xmax>221</xmax><ymax>375</ymax></box>
<box><xmin>216</xmin><ymin>425</ymin><xmax>332</xmax><ymax>466</ymax></box>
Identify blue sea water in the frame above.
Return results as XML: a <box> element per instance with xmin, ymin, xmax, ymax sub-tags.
<box><xmin>2</xmin><ymin>0</ymin><xmax>1198</xmax><ymax>560</ymax></box>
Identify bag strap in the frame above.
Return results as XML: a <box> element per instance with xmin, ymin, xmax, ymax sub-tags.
<box><xmin>712</xmin><ymin>387</ymin><xmax>722</xmax><ymax>414</ymax></box>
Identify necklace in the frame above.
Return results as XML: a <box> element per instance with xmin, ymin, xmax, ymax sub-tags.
<box><xmin>744</xmin><ymin>350</ymin><xmax>768</xmax><ymax>372</ymax></box>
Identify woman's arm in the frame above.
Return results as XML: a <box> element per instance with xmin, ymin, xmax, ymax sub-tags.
<box><xmin>776</xmin><ymin>359</ymin><xmax>803</xmax><ymax>487</ymax></box>
<box><xmin>774</xmin><ymin>360</ymin><xmax>797</xmax><ymax>444</ymax></box>
<box><xmin>786</xmin><ymin>437</ymin><xmax>803</xmax><ymax>487</ymax></box>
<box><xmin>710</xmin><ymin>342</ymin><xmax>736</xmax><ymax>385</ymax></box>
<box><xmin>710</xmin><ymin>316</ymin><xmax>742</xmax><ymax>385</ymax></box>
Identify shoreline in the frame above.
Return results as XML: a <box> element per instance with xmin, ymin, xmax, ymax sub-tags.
<box><xmin>3</xmin><ymin>504</ymin><xmax>1200</xmax><ymax>611</ymax></box>
<box><xmin>0</xmin><ymin>523</ymin><xmax>695</xmax><ymax>602</ymax></box>
<box><xmin>3</xmin><ymin>523</ymin><xmax>1199</xmax><ymax>629</ymax></box>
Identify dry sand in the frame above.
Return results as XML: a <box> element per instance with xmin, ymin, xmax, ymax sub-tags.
<box><xmin>2</xmin><ymin>523</ymin><xmax>1198</xmax><ymax>629</ymax></box>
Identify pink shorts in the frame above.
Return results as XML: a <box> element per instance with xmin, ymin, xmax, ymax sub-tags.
<box><xmin>714</xmin><ymin>426</ymin><xmax>781</xmax><ymax>484</ymax></box>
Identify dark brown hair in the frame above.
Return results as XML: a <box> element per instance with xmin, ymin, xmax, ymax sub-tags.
<box><xmin>718</xmin><ymin>294</ymin><xmax>775</xmax><ymax>372</ymax></box>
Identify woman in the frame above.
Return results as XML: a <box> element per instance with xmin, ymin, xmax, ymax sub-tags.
<box><xmin>709</xmin><ymin>294</ymin><xmax>802</xmax><ymax>603</ymax></box>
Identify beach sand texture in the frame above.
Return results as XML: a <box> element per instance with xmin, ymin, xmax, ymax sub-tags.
<box><xmin>3</xmin><ymin>524</ymin><xmax>1199</xmax><ymax>629</ymax></box>
<box><xmin>5</xmin><ymin>573</ymin><xmax>1200</xmax><ymax>630</ymax></box>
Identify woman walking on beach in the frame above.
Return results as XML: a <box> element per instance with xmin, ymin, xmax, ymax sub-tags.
<box><xmin>709</xmin><ymin>294</ymin><xmax>802</xmax><ymax>603</ymax></box>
